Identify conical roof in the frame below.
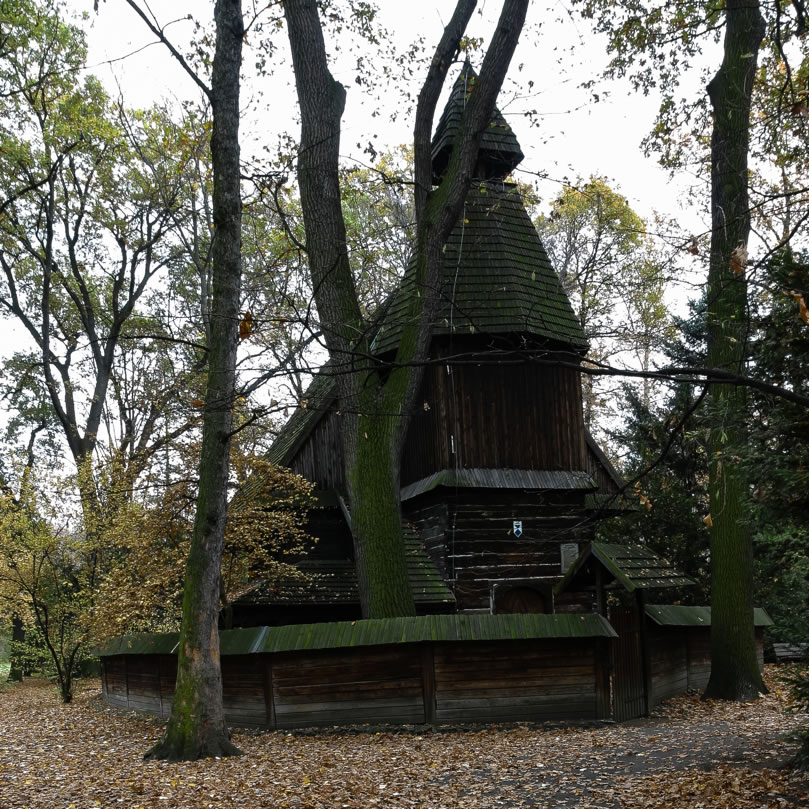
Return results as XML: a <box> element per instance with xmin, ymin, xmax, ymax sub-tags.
<box><xmin>370</xmin><ymin>182</ymin><xmax>587</xmax><ymax>355</ymax></box>
<box><xmin>431</xmin><ymin>61</ymin><xmax>524</xmax><ymax>183</ymax></box>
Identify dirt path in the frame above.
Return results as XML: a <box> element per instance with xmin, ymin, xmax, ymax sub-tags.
<box><xmin>1</xmin><ymin>669</ymin><xmax>807</xmax><ymax>809</ymax></box>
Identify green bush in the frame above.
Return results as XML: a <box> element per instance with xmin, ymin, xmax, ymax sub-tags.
<box><xmin>780</xmin><ymin>665</ymin><xmax>809</xmax><ymax>768</ymax></box>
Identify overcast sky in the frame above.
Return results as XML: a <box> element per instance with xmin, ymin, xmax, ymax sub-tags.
<box><xmin>74</xmin><ymin>0</ymin><xmax>715</xmax><ymax>239</ymax></box>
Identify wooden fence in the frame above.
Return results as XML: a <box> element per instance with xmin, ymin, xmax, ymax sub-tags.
<box><xmin>98</xmin><ymin>614</ymin><xmax>615</xmax><ymax>728</ymax></box>
<box><xmin>98</xmin><ymin>607</ymin><xmax>773</xmax><ymax>728</ymax></box>
<box><xmin>646</xmin><ymin>605</ymin><xmax>771</xmax><ymax>710</ymax></box>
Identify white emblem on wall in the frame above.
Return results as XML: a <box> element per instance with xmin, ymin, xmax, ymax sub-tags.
<box><xmin>512</xmin><ymin>520</ymin><xmax>523</xmax><ymax>538</ymax></box>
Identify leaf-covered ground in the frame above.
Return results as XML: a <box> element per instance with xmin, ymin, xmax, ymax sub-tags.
<box><xmin>1</xmin><ymin>668</ymin><xmax>807</xmax><ymax>809</ymax></box>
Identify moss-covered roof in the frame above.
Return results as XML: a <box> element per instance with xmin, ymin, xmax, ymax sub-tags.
<box><xmin>555</xmin><ymin>541</ymin><xmax>696</xmax><ymax>596</ymax></box>
<box><xmin>431</xmin><ymin>61</ymin><xmax>524</xmax><ymax>182</ymax></box>
<box><xmin>94</xmin><ymin>632</ymin><xmax>179</xmax><ymax>656</ymax></box>
<box><xmin>95</xmin><ymin>613</ymin><xmax>617</xmax><ymax>657</ymax></box>
<box><xmin>231</xmin><ymin>529</ymin><xmax>454</xmax><ymax>608</ymax></box>
<box><xmin>371</xmin><ymin>183</ymin><xmax>587</xmax><ymax>356</ymax></box>
<box><xmin>645</xmin><ymin>604</ymin><xmax>773</xmax><ymax>628</ymax></box>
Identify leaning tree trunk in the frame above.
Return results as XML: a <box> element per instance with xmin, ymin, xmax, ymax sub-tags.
<box><xmin>146</xmin><ymin>0</ymin><xmax>244</xmax><ymax>760</ymax></box>
<box><xmin>703</xmin><ymin>0</ymin><xmax>766</xmax><ymax>701</ymax></box>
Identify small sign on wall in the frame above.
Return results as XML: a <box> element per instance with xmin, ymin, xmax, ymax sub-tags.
<box><xmin>561</xmin><ymin>543</ymin><xmax>579</xmax><ymax>572</ymax></box>
<box><xmin>512</xmin><ymin>520</ymin><xmax>523</xmax><ymax>538</ymax></box>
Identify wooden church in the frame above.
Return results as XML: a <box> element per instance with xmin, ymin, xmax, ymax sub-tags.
<box><xmin>230</xmin><ymin>64</ymin><xmax>625</xmax><ymax>628</ymax></box>
<box><xmin>98</xmin><ymin>67</ymin><xmax>772</xmax><ymax>730</ymax></box>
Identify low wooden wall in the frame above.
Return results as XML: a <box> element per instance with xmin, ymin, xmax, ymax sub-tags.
<box><xmin>101</xmin><ymin>637</ymin><xmax>612</xmax><ymax>728</ymax></box>
<box><xmin>647</xmin><ymin>626</ymin><xmax>767</xmax><ymax>709</ymax></box>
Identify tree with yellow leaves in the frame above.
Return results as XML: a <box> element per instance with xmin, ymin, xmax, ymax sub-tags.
<box><xmin>89</xmin><ymin>449</ymin><xmax>316</xmax><ymax>640</ymax></box>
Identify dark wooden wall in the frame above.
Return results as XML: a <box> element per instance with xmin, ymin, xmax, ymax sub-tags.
<box><xmin>100</xmin><ymin>636</ymin><xmax>610</xmax><ymax>729</ymax></box>
<box><xmin>647</xmin><ymin>626</ymin><xmax>689</xmax><ymax>709</ymax></box>
<box><xmin>585</xmin><ymin>442</ymin><xmax>621</xmax><ymax>497</ymax></box>
<box><xmin>433</xmin><ymin>639</ymin><xmax>611</xmax><ymax>722</ymax></box>
<box><xmin>401</xmin><ymin>350</ymin><xmax>587</xmax><ymax>485</ymax></box>
<box><xmin>288</xmin><ymin>409</ymin><xmax>345</xmax><ymax>492</ymax></box>
<box><xmin>274</xmin><ymin>646</ymin><xmax>425</xmax><ymax>728</ymax></box>
<box><xmin>683</xmin><ymin>627</ymin><xmax>765</xmax><ymax>692</ymax></box>
<box><xmin>287</xmin><ymin>347</ymin><xmax>588</xmax><ymax>494</ymax></box>
<box><xmin>404</xmin><ymin>489</ymin><xmax>594</xmax><ymax>612</ymax></box>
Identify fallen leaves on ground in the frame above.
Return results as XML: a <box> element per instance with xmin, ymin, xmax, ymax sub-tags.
<box><xmin>0</xmin><ymin>666</ymin><xmax>807</xmax><ymax>809</ymax></box>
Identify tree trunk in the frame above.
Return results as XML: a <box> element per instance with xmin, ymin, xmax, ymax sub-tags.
<box><xmin>703</xmin><ymin>0</ymin><xmax>766</xmax><ymax>702</ymax></box>
<box><xmin>348</xmin><ymin>410</ymin><xmax>417</xmax><ymax>617</ymax></box>
<box><xmin>145</xmin><ymin>0</ymin><xmax>244</xmax><ymax>761</ymax></box>
<box><xmin>285</xmin><ymin>0</ymin><xmax>528</xmax><ymax>618</ymax></box>
<box><xmin>7</xmin><ymin>617</ymin><xmax>24</xmax><ymax>682</ymax></box>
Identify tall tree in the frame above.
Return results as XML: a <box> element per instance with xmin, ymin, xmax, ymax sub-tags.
<box><xmin>284</xmin><ymin>0</ymin><xmax>529</xmax><ymax>617</ymax></box>
<box><xmin>535</xmin><ymin>177</ymin><xmax>671</xmax><ymax>427</ymax></box>
<box><xmin>570</xmin><ymin>0</ymin><xmax>809</xmax><ymax>700</ymax></box>
<box><xmin>127</xmin><ymin>0</ymin><xmax>246</xmax><ymax>761</ymax></box>
<box><xmin>0</xmin><ymin>467</ymin><xmax>93</xmax><ymax>702</ymax></box>
<box><xmin>0</xmin><ymin>1</ymin><xmax>183</xmax><ymax>525</ymax></box>
<box><xmin>702</xmin><ymin>0</ymin><xmax>766</xmax><ymax>701</ymax></box>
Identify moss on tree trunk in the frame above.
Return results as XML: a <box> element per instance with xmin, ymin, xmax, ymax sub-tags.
<box><xmin>702</xmin><ymin>0</ymin><xmax>766</xmax><ymax>702</ymax></box>
<box><xmin>145</xmin><ymin>0</ymin><xmax>244</xmax><ymax>760</ymax></box>
<box><xmin>349</xmin><ymin>408</ymin><xmax>416</xmax><ymax>618</ymax></box>
<box><xmin>285</xmin><ymin>0</ymin><xmax>528</xmax><ymax>618</ymax></box>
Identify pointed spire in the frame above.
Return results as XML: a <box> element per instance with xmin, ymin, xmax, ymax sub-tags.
<box><xmin>431</xmin><ymin>61</ymin><xmax>524</xmax><ymax>184</ymax></box>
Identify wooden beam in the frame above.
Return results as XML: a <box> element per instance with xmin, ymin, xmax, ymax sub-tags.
<box><xmin>421</xmin><ymin>643</ymin><xmax>436</xmax><ymax>724</ymax></box>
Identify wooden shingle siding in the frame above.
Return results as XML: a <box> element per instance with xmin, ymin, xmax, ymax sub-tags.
<box><xmin>401</xmin><ymin>353</ymin><xmax>587</xmax><ymax>485</ymax></box>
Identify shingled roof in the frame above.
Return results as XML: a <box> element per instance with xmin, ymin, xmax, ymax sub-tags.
<box><xmin>401</xmin><ymin>468</ymin><xmax>596</xmax><ymax>501</ymax></box>
<box><xmin>555</xmin><ymin>541</ymin><xmax>696</xmax><ymax>596</ymax></box>
<box><xmin>644</xmin><ymin>604</ymin><xmax>773</xmax><ymax>628</ymax></box>
<box><xmin>371</xmin><ymin>183</ymin><xmax>587</xmax><ymax>355</ymax></box>
<box><xmin>431</xmin><ymin>61</ymin><xmax>524</xmax><ymax>182</ymax></box>
<box><xmin>231</xmin><ymin>529</ymin><xmax>454</xmax><ymax>609</ymax></box>
<box><xmin>96</xmin><ymin>613</ymin><xmax>617</xmax><ymax>657</ymax></box>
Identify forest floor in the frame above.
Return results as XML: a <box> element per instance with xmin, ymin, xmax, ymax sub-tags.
<box><xmin>0</xmin><ymin>666</ymin><xmax>807</xmax><ymax>809</ymax></box>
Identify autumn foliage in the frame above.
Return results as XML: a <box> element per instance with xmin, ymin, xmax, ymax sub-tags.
<box><xmin>90</xmin><ymin>451</ymin><xmax>315</xmax><ymax>638</ymax></box>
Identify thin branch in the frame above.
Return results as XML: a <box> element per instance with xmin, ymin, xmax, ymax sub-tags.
<box><xmin>122</xmin><ymin>1</ymin><xmax>212</xmax><ymax>100</ymax></box>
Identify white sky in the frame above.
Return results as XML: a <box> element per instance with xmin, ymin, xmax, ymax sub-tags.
<box><xmin>75</xmin><ymin>0</ymin><xmax>715</xmax><ymax>239</ymax></box>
